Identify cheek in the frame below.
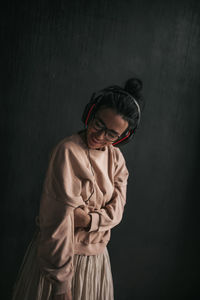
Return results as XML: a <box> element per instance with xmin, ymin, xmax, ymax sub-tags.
<box><xmin>87</xmin><ymin>127</ymin><xmax>95</xmax><ymax>137</ymax></box>
<box><xmin>86</xmin><ymin>126</ymin><xmax>96</xmax><ymax>142</ymax></box>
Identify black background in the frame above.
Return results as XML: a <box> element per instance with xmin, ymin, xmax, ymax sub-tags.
<box><xmin>1</xmin><ymin>0</ymin><xmax>200</xmax><ymax>299</ymax></box>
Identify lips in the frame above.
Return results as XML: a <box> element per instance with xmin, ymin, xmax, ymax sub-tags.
<box><xmin>90</xmin><ymin>136</ymin><xmax>102</xmax><ymax>145</ymax></box>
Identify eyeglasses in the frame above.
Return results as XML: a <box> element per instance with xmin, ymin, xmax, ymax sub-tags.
<box><xmin>91</xmin><ymin>117</ymin><xmax>121</xmax><ymax>141</ymax></box>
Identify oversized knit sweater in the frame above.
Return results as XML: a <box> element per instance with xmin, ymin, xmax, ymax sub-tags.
<box><xmin>36</xmin><ymin>131</ymin><xmax>129</xmax><ymax>295</ymax></box>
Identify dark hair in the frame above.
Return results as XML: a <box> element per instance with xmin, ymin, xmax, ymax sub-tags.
<box><xmin>94</xmin><ymin>78</ymin><xmax>144</xmax><ymax>130</ymax></box>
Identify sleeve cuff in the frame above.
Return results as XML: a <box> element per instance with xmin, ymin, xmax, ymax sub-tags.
<box><xmin>87</xmin><ymin>212</ymin><xmax>100</xmax><ymax>232</ymax></box>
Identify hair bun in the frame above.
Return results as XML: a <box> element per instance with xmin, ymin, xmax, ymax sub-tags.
<box><xmin>124</xmin><ymin>77</ymin><xmax>145</xmax><ymax>111</ymax></box>
<box><xmin>124</xmin><ymin>78</ymin><xmax>143</xmax><ymax>98</ymax></box>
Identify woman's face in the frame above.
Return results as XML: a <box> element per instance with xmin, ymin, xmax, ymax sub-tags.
<box><xmin>86</xmin><ymin>107</ymin><xmax>129</xmax><ymax>150</ymax></box>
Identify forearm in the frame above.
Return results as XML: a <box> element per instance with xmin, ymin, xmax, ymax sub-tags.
<box><xmin>87</xmin><ymin>184</ymin><xmax>127</xmax><ymax>232</ymax></box>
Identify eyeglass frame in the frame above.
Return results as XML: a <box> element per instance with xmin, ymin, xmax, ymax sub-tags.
<box><xmin>90</xmin><ymin>114</ymin><xmax>129</xmax><ymax>142</ymax></box>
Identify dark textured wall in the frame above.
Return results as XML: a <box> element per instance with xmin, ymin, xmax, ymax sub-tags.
<box><xmin>2</xmin><ymin>0</ymin><xmax>200</xmax><ymax>299</ymax></box>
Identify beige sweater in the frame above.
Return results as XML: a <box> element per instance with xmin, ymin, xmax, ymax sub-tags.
<box><xmin>36</xmin><ymin>131</ymin><xmax>129</xmax><ymax>294</ymax></box>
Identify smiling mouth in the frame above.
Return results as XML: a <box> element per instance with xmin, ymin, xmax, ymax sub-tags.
<box><xmin>91</xmin><ymin>136</ymin><xmax>102</xmax><ymax>145</ymax></box>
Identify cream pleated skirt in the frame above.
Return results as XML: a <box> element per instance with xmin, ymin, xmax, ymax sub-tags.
<box><xmin>12</xmin><ymin>229</ymin><xmax>114</xmax><ymax>300</ymax></box>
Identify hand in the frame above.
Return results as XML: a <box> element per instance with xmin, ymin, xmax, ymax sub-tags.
<box><xmin>52</xmin><ymin>289</ymin><xmax>72</xmax><ymax>300</ymax></box>
<box><xmin>74</xmin><ymin>207</ymin><xmax>91</xmax><ymax>229</ymax></box>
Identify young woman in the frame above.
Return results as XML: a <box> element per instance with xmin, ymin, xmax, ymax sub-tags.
<box><xmin>12</xmin><ymin>78</ymin><xmax>144</xmax><ymax>300</ymax></box>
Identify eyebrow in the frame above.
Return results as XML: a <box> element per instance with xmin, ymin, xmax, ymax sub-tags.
<box><xmin>96</xmin><ymin>116</ymin><xmax>120</xmax><ymax>135</ymax></box>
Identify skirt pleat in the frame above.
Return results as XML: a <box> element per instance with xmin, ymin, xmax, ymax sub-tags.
<box><xmin>12</xmin><ymin>229</ymin><xmax>114</xmax><ymax>300</ymax></box>
<box><xmin>72</xmin><ymin>247</ymin><xmax>114</xmax><ymax>300</ymax></box>
<box><xmin>12</xmin><ymin>229</ymin><xmax>52</xmax><ymax>300</ymax></box>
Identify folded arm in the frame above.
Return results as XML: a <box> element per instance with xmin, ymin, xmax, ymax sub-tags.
<box><xmin>86</xmin><ymin>148</ymin><xmax>129</xmax><ymax>233</ymax></box>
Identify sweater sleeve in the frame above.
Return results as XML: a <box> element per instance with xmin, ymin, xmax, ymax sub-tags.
<box><xmin>87</xmin><ymin>147</ymin><xmax>129</xmax><ymax>233</ymax></box>
<box><xmin>37</xmin><ymin>143</ymin><xmax>84</xmax><ymax>295</ymax></box>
